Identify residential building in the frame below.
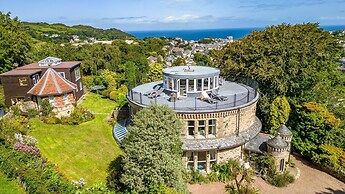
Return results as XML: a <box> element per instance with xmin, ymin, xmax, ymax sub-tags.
<box><xmin>0</xmin><ymin>57</ymin><xmax>83</xmax><ymax>108</ymax></box>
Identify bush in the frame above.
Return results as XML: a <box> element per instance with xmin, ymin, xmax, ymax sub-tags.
<box><xmin>27</xmin><ymin>108</ymin><xmax>39</xmax><ymax>118</ymax></box>
<box><xmin>267</xmin><ymin>171</ymin><xmax>294</xmax><ymax>187</ymax></box>
<box><xmin>40</xmin><ymin>99</ymin><xmax>54</xmax><ymax>117</ymax></box>
<box><xmin>10</xmin><ymin>105</ymin><xmax>22</xmax><ymax>116</ymax></box>
<box><xmin>42</xmin><ymin>108</ymin><xmax>94</xmax><ymax>125</ymax></box>
<box><xmin>42</xmin><ymin>117</ymin><xmax>61</xmax><ymax>124</ymax></box>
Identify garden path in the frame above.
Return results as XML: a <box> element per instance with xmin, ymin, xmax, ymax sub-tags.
<box><xmin>188</xmin><ymin>155</ymin><xmax>345</xmax><ymax>194</ymax></box>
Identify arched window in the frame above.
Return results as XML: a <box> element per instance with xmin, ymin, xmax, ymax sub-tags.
<box><xmin>279</xmin><ymin>159</ymin><xmax>285</xmax><ymax>172</ymax></box>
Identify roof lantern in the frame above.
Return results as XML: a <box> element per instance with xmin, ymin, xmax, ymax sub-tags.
<box><xmin>38</xmin><ymin>57</ymin><xmax>62</xmax><ymax>66</ymax></box>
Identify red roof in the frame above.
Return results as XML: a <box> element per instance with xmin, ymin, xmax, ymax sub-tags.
<box><xmin>27</xmin><ymin>68</ymin><xmax>77</xmax><ymax>96</ymax></box>
<box><xmin>17</xmin><ymin>61</ymin><xmax>81</xmax><ymax>70</ymax></box>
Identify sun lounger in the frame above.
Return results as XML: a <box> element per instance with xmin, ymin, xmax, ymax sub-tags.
<box><xmin>148</xmin><ymin>87</ymin><xmax>165</xmax><ymax>98</ymax></box>
<box><xmin>208</xmin><ymin>90</ymin><xmax>228</xmax><ymax>101</ymax></box>
<box><xmin>200</xmin><ymin>91</ymin><xmax>217</xmax><ymax>104</ymax></box>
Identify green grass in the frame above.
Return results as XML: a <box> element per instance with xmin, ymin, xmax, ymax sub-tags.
<box><xmin>0</xmin><ymin>172</ymin><xmax>25</xmax><ymax>194</ymax></box>
<box><xmin>31</xmin><ymin>92</ymin><xmax>122</xmax><ymax>185</ymax></box>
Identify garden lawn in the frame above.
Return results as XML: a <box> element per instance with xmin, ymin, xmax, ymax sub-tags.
<box><xmin>0</xmin><ymin>172</ymin><xmax>25</xmax><ymax>194</ymax></box>
<box><xmin>31</xmin><ymin>92</ymin><xmax>122</xmax><ymax>185</ymax></box>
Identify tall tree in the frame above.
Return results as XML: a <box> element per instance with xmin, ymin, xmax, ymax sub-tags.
<box><xmin>269</xmin><ymin>96</ymin><xmax>291</xmax><ymax>134</ymax></box>
<box><xmin>120</xmin><ymin>105</ymin><xmax>186</xmax><ymax>193</ymax></box>
<box><xmin>0</xmin><ymin>12</ymin><xmax>31</xmax><ymax>73</ymax></box>
<box><xmin>213</xmin><ymin>23</ymin><xmax>343</xmax><ymax>129</ymax></box>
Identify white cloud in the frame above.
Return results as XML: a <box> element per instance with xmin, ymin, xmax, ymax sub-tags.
<box><xmin>162</xmin><ymin>14</ymin><xmax>215</xmax><ymax>23</ymax></box>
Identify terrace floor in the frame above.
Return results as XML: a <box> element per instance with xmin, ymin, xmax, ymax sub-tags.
<box><xmin>129</xmin><ymin>80</ymin><xmax>258</xmax><ymax>113</ymax></box>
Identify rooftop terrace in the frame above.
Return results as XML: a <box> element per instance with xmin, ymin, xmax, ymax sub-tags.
<box><xmin>127</xmin><ymin>77</ymin><xmax>259</xmax><ymax>113</ymax></box>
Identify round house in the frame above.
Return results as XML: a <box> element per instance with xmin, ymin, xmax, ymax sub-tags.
<box><xmin>127</xmin><ymin>65</ymin><xmax>261</xmax><ymax>172</ymax></box>
<box><xmin>267</xmin><ymin>135</ymin><xmax>290</xmax><ymax>172</ymax></box>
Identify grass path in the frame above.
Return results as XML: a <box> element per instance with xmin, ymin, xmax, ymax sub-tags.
<box><xmin>31</xmin><ymin>93</ymin><xmax>122</xmax><ymax>185</ymax></box>
<box><xmin>0</xmin><ymin>172</ymin><xmax>25</xmax><ymax>194</ymax></box>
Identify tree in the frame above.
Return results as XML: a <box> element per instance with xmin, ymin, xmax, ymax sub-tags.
<box><xmin>119</xmin><ymin>105</ymin><xmax>187</xmax><ymax>193</ymax></box>
<box><xmin>268</xmin><ymin>96</ymin><xmax>291</xmax><ymax>134</ymax></box>
<box><xmin>213</xmin><ymin>23</ymin><xmax>343</xmax><ymax>130</ymax></box>
<box><xmin>193</xmin><ymin>53</ymin><xmax>212</xmax><ymax>66</ymax></box>
<box><xmin>147</xmin><ymin>63</ymin><xmax>163</xmax><ymax>82</ymax></box>
<box><xmin>0</xmin><ymin>12</ymin><xmax>31</xmax><ymax>73</ymax></box>
<box><xmin>172</xmin><ymin>58</ymin><xmax>186</xmax><ymax>66</ymax></box>
<box><xmin>289</xmin><ymin>102</ymin><xmax>341</xmax><ymax>158</ymax></box>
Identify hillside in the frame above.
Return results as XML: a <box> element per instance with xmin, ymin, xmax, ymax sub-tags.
<box><xmin>22</xmin><ymin>22</ymin><xmax>135</xmax><ymax>43</ymax></box>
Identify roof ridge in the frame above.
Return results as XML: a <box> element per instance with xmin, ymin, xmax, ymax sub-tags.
<box><xmin>39</xmin><ymin>69</ymin><xmax>50</xmax><ymax>95</ymax></box>
<box><xmin>51</xmin><ymin>69</ymin><xmax>62</xmax><ymax>94</ymax></box>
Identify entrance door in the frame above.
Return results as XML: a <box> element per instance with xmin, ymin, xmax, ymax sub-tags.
<box><xmin>179</xmin><ymin>79</ymin><xmax>187</xmax><ymax>96</ymax></box>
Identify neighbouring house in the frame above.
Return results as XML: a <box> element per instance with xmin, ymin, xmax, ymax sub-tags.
<box><xmin>27</xmin><ymin>67</ymin><xmax>77</xmax><ymax>117</ymax></box>
<box><xmin>0</xmin><ymin>57</ymin><xmax>83</xmax><ymax>115</ymax></box>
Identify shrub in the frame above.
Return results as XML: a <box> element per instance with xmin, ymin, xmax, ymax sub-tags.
<box><xmin>267</xmin><ymin>171</ymin><xmax>294</xmax><ymax>187</ymax></box>
<box><xmin>10</xmin><ymin>105</ymin><xmax>22</xmax><ymax>116</ymax></box>
<box><xmin>40</xmin><ymin>99</ymin><xmax>54</xmax><ymax>117</ymax></box>
<box><xmin>42</xmin><ymin>117</ymin><xmax>61</xmax><ymax>124</ymax></box>
<box><xmin>27</xmin><ymin>108</ymin><xmax>39</xmax><ymax>118</ymax></box>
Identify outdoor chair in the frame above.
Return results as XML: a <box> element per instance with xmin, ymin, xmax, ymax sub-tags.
<box><xmin>208</xmin><ymin>90</ymin><xmax>228</xmax><ymax>101</ymax></box>
<box><xmin>148</xmin><ymin>87</ymin><xmax>165</xmax><ymax>98</ymax></box>
<box><xmin>200</xmin><ymin>91</ymin><xmax>217</xmax><ymax>104</ymax></box>
<box><xmin>144</xmin><ymin>84</ymin><xmax>161</xmax><ymax>96</ymax></box>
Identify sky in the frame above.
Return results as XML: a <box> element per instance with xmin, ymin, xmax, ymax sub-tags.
<box><xmin>0</xmin><ymin>0</ymin><xmax>345</xmax><ymax>31</ymax></box>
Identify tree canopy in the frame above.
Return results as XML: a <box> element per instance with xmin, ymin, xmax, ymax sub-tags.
<box><xmin>0</xmin><ymin>12</ymin><xmax>31</xmax><ymax>73</ymax></box>
<box><xmin>213</xmin><ymin>23</ymin><xmax>345</xmax><ymax>130</ymax></box>
<box><xmin>119</xmin><ymin>105</ymin><xmax>186</xmax><ymax>193</ymax></box>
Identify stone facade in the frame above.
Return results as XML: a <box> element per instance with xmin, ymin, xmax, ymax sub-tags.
<box><xmin>218</xmin><ymin>146</ymin><xmax>242</xmax><ymax>163</ymax></box>
<box><xmin>178</xmin><ymin>102</ymin><xmax>257</xmax><ymax>139</ymax></box>
<box><xmin>41</xmin><ymin>92</ymin><xmax>75</xmax><ymax>117</ymax></box>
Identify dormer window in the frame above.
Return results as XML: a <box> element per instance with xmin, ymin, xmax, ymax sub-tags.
<box><xmin>38</xmin><ymin>57</ymin><xmax>62</xmax><ymax>66</ymax></box>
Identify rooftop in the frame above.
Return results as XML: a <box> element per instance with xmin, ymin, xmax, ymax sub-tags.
<box><xmin>244</xmin><ymin>133</ymin><xmax>271</xmax><ymax>153</ymax></box>
<box><xmin>277</xmin><ymin>124</ymin><xmax>292</xmax><ymax>137</ymax></box>
<box><xmin>17</xmin><ymin>61</ymin><xmax>81</xmax><ymax>70</ymax></box>
<box><xmin>163</xmin><ymin>66</ymin><xmax>219</xmax><ymax>79</ymax></box>
<box><xmin>0</xmin><ymin>69</ymin><xmax>41</xmax><ymax>76</ymax></box>
<box><xmin>27</xmin><ymin>68</ymin><xmax>76</xmax><ymax>96</ymax></box>
<box><xmin>267</xmin><ymin>135</ymin><xmax>288</xmax><ymax>149</ymax></box>
<box><xmin>127</xmin><ymin>78</ymin><xmax>259</xmax><ymax>113</ymax></box>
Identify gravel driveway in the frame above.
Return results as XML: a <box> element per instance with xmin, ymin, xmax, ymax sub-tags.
<box><xmin>188</xmin><ymin>155</ymin><xmax>345</xmax><ymax>194</ymax></box>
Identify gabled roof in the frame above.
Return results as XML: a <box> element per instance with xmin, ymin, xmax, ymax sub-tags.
<box><xmin>267</xmin><ymin>135</ymin><xmax>288</xmax><ymax>149</ymax></box>
<box><xmin>27</xmin><ymin>68</ymin><xmax>76</xmax><ymax>96</ymax></box>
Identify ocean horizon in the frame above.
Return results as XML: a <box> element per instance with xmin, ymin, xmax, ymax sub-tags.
<box><xmin>127</xmin><ymin>25</ymin><xmax>345</xmax><ymax>41</ymax></box>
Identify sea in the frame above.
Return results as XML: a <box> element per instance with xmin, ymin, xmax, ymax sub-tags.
<box><xmin>127</xmin><ymin>25</ymin><xmax>345</xmax><ymax>41</ymax></box>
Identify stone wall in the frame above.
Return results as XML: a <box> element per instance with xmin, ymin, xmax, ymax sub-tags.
<box><xmin>178</xmin><ymin>102</ymin><xmax>257</xmax><ymax>139</ymax></box>
<box><xmin>217</xmin><ymin>146</ymin><xmax>242</xmax><ymax>163</ymax></box>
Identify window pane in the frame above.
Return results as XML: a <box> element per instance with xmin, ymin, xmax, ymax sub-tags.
<box><xmin>188</xmin><ymin>79</ymin><xmax>194</xmax><ymax>91</ymax></box>
<box><xmin>197</xmin><ymin>79</ymin><xmax>202</xmax><ymax>91</ymax></box>
<box><xmin>188</xmin><ymin>121</ymin><xmax>194</xmax><ymax>136</ymax></box>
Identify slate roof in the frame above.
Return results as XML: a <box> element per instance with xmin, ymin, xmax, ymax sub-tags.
<box><xmin>27</xmin><ymin>68</ymin><xmax>76</xmax><ymax>96</ymax></box>
<box><xmin>277</xmin><ymin>124</ymin><xmax>292</xmax><ymax>137</ymax></box>
<box><xmin>182</xmin><ymin>117</ymin><xmax>262</xmax><ymax>151</ymax></box>
<box><xmin>244</xmin><ymin>133</ymin><xmax>271</xmax><ymax>153</ymax></box>
<box><xmin>266</xmin><ymin>135</ymin><xmax>288</xmax><ymax>149</ymax></box>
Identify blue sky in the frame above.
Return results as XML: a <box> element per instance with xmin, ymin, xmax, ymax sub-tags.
<box><xmin>1</xmin><ymin>0</ymin><xmax>344</xmax><ymax>31</ymax></box>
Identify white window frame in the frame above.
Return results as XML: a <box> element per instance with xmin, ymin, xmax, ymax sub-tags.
<box><xmin>58</xmin><ymin>72</ymin><xmax>65</xmax><ymax>78</ymax></box>
<box><xmin>79</xmin><ymin>82</ymin><xmax>83</xmax><ymax>91</ymax></box>
<box><xmin>75</xmin><ymin>67</ymin><xmax>81</xmax><ymax>81</ymax></box>
<box><xmin>49</xmin><ymin>95</ymin><xmax>55</xmax><ymax>106</ymax></box>
<box><xmin>208</xmin><ymin>119</ymin><xmax>216</xmax><ymax>138</ymax></box>
<box><xmin>64</xmin><ymin>93</ymin><xmax>69</xmax><ymax>104</ymax></box>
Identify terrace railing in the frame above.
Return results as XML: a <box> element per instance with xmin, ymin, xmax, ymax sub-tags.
<box><xmin>127</xmin><ymin>77</ymin><xmax>259</xmax><ymax>111</ymax></box>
